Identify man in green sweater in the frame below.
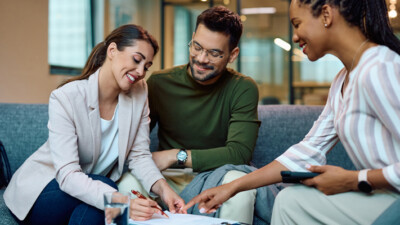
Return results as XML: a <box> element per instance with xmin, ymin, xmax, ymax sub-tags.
<box><xmin>119</xmin><ymin>6</ymin><xmax>260</xmax><ymax>224</ymax></box>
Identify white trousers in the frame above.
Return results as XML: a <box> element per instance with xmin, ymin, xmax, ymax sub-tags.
<box><xmin>118</xmin><ymin>169</ymin><xmax>257</xmax><ymax>224</ymax></box>
<box><xmin>271</xmin><ymin>185</ymin><xmax>400</xmax><ymax>225</ymax></box>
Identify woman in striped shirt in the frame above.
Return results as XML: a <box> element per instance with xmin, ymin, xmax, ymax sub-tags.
<box><xmin>184</xmin><ymin>0</ymin><xmax>400</xmax><ymax>224</ymax></box>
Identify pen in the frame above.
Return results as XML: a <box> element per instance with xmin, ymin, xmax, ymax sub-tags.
<box><xmin>131</xmin><ymin>190</ymin><xmax>169</xmax><ymax>219</ymax></box>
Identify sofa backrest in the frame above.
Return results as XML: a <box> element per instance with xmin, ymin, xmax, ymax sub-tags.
<box><xmin>150</xmin><ymin>105</ymin><xmax>354</xmax><ymax>170</ymax></box>
<box><xmin>253</xmin><ymin>105</ymin><xmax>354</xmax><ymax>170</ymax></box>
<box><xmin>0</xmin><ymin>103</ymin><xmax>49</xmax><ymax>175</ymax></box>
<box><xmin>0</xmin><ymin>103</ymin><xmax>354</xmax><ymax>176</ymax></box>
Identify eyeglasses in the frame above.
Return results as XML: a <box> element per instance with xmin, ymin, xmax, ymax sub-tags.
<box><xmin>188</xmin><ymin>40</ymin><xmax>224</xmax><ymax>62</ymax></box>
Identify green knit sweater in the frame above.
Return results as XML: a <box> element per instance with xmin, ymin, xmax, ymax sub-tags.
<box><xmin>147</xmin><ymin>64</ymin><xmax>260</xmax><ymax>172</ymax></box>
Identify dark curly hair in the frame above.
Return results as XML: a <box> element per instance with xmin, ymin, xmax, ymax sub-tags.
<box><xmin>296</xmin><ymin>0</ymin><xmax>400</xmax><ymax>55</ymax></box>
<box><xmin>195</xmin><ymin>6</ymin><xmax>243</xmax><ymax>51</ymax></box>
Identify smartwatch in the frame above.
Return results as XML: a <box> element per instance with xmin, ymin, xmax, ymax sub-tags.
<box><xmin>176</xmin><ymin>148</ymin><xmax>188</xmax><ymax>165</ymax></box>
<box><xmin>358</xmin><ymin>169</ymin><xmax>372</xmax><ymax>193</ymax></box>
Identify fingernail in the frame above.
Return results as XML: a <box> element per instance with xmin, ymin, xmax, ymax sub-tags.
<box><xmin>199</xmin><ymin>208</ymin><xmax>206</xmax><ymax>213</ymax></box>
<box><xmin>305</xmin><ymin>164</ymin><xmax>311</xmax><ymax>169</ymax></box>
<box><xmin>210</xmin><ymin>209</ymin><xmax>216</xmax><ymax>213</ymax></box>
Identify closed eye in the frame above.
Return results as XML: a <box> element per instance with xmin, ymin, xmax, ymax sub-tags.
<box><xmin>209</xmin><ymin>50</ymin><xmax>222</xmax><ymax>57</ymax></box>
<box><xmin>291</xmin><ymin>19</ymin><xmax>300</xmax><ymax>29</ymax></box>
<box><xmin>133</xmin><ymin>57</ymin><xmax>140</xmax><ymax>64</ymax></box>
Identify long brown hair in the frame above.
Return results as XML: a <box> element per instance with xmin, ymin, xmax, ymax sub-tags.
<box><xmin>58</xmin><ymin>24</ymin><xmax>159</xmax><ymax>88</ymax></box>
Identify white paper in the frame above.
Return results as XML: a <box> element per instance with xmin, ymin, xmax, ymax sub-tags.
<box><xmin>129</xmin><ymin>211</ymin><xmax>238</xmax><ymax>225</ymax></box>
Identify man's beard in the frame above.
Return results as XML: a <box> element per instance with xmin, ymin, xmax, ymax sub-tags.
<box><xmin>189</xmin><ymin>59</ymin><xmax>219</xmax><ymax>82</ymax></box>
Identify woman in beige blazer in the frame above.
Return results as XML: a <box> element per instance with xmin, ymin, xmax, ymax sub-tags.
<box><xmin>4</xmin><ymin>24</ymin><xmax>184</xmax><ymax>225</ymax></box>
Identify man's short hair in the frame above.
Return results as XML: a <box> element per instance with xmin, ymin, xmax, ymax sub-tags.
<box><xmin>195</xmin><ymin>6</ymin><xmax>243</xmax><ymax>51</ymax></box>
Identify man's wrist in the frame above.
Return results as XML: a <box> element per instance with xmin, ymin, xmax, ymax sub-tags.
<box><xmin>171</xmin><ymin>149</ymin><xmax>180</xmax><ymax>165</ymax></box>
<box><xmin>152</xmin><ymin>178</ymin><xmax>175</xmax><ymax>198</ymax></box>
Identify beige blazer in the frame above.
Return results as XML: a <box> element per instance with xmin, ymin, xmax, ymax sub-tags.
<box><xmin>4</xmin><ymin>70</ymin><xmax>164</xmax><ymax>220</ymax></box>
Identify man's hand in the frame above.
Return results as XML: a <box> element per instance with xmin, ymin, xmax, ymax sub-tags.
<box><xmin>151</xmin><ymin>179</ymin><xmax>186</xmax><ymax>214</ymax></box>
<box><xmin>160</xmin><ymin>185</ymin><xmax>186</xmax><ymax>214</ymax></box>
<box><xmin>151</xmin><ymin>149</ymin><xmax>179</xmax><ymax>171</ymax></box>
<box><xmin>301</xmin><ymin>165</ymin><xmax>358</xmax><ymax>195</ymax></box>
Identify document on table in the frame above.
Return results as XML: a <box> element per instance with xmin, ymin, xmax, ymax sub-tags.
<box><xmin>129</xmin><ymin>211</ymin><xmax>238</xmax><ymax>225</ymax></box>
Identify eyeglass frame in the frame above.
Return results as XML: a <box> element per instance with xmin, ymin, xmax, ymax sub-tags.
<box><xmin>188</xmin><ymin>40</ymin><xmax>226</xmax><ymax>62</ymax></box>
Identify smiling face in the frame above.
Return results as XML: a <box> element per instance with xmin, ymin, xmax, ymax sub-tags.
<box><xmin>109</xmin><ymin>40</ymin><xmax>154</xmax><ymax>92</ymax></box>
<box><xmin>188</xmin><ymin>24</ymin><xmax>238</xmax><ymax>85</ymax></box>
<box><xmin>290</xmin><ymin>0</ymin><xmax>327</xmax><ymax>61</ymax></box>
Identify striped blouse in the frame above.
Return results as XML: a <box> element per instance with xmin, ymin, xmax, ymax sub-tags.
<box><xmin>277</xmin><ymin>45</ymin><xmax>400</xmax><ymax>192</ymax></box>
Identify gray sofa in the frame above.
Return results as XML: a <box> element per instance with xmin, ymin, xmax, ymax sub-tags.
<box><xmin>0</xmin><ymin>103</ymin><xmax>394</xmax><ymax>225</ymax></box>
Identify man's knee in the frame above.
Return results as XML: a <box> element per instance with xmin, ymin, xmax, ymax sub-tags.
<box><xmin>222</xmin><ymin>170</ymin><xmax>247</xmax><ymax>184</ymax></box>
<box><xmin>221</xmin><ymin>170</ymin><xmax>256</xmax><ymax>205</ymax></box>
<box><xmin>222</xmin><ymin>170</ymin><xmax>257</xmax><ymax>197</ymax></box>
<box><xmin>220</xmin><ymin>171</ymin><xmax>256</xmax><ymax>224</ymax></box>
<box><xmin>117</xmin><ymin>172</ymin><xmax>147</xmax><ymax>197</ymax></box>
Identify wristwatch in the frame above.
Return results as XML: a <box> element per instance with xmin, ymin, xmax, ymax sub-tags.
<box><xmin>358</xmin><ymin>169</ymin><xmax>372</xmax><ymax>193</ymax></box>
<box><xmin>176</xmin><ymin>148</ymin><xmax>188</xmax><ymax>165</ymax></box>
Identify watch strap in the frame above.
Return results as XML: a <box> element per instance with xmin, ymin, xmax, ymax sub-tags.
<box><xmin>358</xmin><ymin>169</ymin><xmax>370</xmax><ymax>183</ymax></box>
<box><xmin>358</xmin><ymin>169</ymin><xmax>372</xmax><ymax>193</ymax></box>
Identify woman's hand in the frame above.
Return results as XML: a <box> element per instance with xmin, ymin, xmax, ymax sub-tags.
<box><xmin>183</xmin><ymin>183</ymin><xmax>234</xmax><ymax>214</ymax></box>
<box><xmin>129</xmin><ymin>197</ymin><xmax>164</xmax><ymax>221</ymax></box>
<box><xmin>302</xmin><ymin>165</ymin><xmax>358</xmax><ymax>195</ymax></box>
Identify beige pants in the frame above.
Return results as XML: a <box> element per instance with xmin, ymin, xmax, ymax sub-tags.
<box><xmin>118</xmin><ymin>169</ymin><xmax>257</xmax><ymax>224</ymax></box>
<box><xmin>271</xmin><ymin>185</ymin><xmax>400</xmax><ymax>225</ymax></box>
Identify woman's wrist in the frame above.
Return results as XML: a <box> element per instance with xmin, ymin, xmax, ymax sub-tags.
<box><xmin>228</xmin><ymin>179</ymin><xmax>240</xmax><ymax>197</ymax></box>
<box><xmin>349</xmin><ymin>170</ymin><xmax>360</xmax><ymax>191</ymax></box>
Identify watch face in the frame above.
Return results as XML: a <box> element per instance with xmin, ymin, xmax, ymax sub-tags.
<box><xmin>358</xmin><ymin>181</ymin><xmax>372</xmax><ymax>193</ymax></box>
<box><xmin>177</xmin><ymin>151</ymin><xmax>187</xmax><ymax>161</ymax></box>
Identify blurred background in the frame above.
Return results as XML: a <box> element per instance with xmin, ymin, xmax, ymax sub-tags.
<box><xmin>1</xmin><ymin>0</ymin><xmax>399</xmax><ymax>105</ymax></box>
